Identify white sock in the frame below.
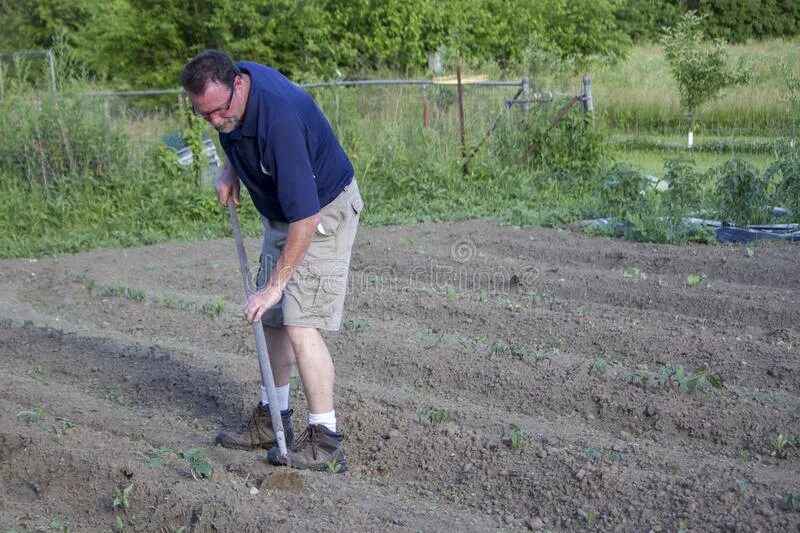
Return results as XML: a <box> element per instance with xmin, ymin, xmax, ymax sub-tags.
<box><xmin>260</xmin><ymin>384</ymin><xmax>290</xmax><ymax>412</ymax></box>
<box><xmin>308</xmin><ymin>410</ymin><xmax>336</xmax><ymax>433</ymax></box>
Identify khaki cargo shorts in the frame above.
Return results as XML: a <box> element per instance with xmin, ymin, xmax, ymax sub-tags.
<box><xmin>257</xmin><ymin>179</ymin><xmax>363</xmax><ymax>331</ymax></box>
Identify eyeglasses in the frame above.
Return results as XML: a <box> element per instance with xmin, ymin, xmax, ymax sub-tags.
<box><xmin>192</xmin><ymin>78</ymin><xmax>236</xmax><ymax>119</ymax></box>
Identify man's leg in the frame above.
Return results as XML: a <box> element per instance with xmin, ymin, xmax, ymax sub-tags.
<box><xmin>214</xmin><ymin>328</ymin><xmax>296</xmax><ymax>450</ymax></box>
<box><xmin>285</xmin><ymin>325</ymin><xmax>335</xmax><ymax>415</ymax></box>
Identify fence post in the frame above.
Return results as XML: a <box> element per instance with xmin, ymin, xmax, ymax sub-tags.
<box><xmin>456</xmin><ymin>59</ymin><xmax>467</xmax><ymax>175</ymax></box>
<box><xmin>422</xmin><ymin>83</ymin><xmax>429</xmax><ymax>128</ymax></box>
<box><xmin>522</xmin><ymin>76</ymin><xmax>530</xmax><ymax>111</ymax></box>
<box><xmin>582</xmin><ymin>76</ymin><xmax>593</xmax><ymax>114</ymax></box>
<box><xmin>46</xmin><ymin>50</ymin><xmax>57</xmax><ymax>93</ymax></box>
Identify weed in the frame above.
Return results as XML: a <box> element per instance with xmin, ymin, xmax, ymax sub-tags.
<box><xmin>416</xmin><ymin>406</ymin><xmax>452</xmax><ymax>426</ymax></box>
<box><xmin>677</xmin><ymin>519</ymin><xmax>688</xmax><ymax>533</ymax></box>
<box><xmin>376</xmin><ymin>474</ymin><xmax>390</xmax><ymax>487</ymax></box>
<box><xmin>657</xmin><ymin>364</ymin><xmax>724</xmax><ymax>391</ymax></box>
<box><xmin>510</xmin><ymin>346</ymin><xmax>527</xmax><ymax>360</ymax></box>
<box><xmin>589</xmin><ymin>357</ymin><xmax>608</xmax><ymax>375</ymax></box>
<box><xmin>735</xmin><ymin>479</ymin><xmax>747</xmax><ymax>496</ymax></box>
<box><xmin>178</xmin><ymin>448</ymin><xmax>214</xmax><ymax>480</ymax></box>
<box><xmin>746</xmin><ymin>246</ymin><xmax>755</xmax><ymax>258</ymax></box>
<box><xmin>533</xmin><ymin>347</ymin><xmax>560</xmax><ymax>366</ymax></box>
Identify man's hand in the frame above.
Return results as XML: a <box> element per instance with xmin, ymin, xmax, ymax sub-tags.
<box><xmin>216</xmin><ymin>161</ymin><xmax>240</xmax><ymax>207</ymax></box>
<box><xmin>243</xmin><ymin>285</ymin><xmax>282</xmax><ymax>324</ymax></box>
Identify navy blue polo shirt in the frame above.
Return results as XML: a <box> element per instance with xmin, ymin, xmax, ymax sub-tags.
<box><xmin>219</xmin><ymin>62</ymin><xmax>354</xmax><ymax>222</ymax></box>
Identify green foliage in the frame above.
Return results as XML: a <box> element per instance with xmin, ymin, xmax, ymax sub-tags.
<box><xmin>502</xmin><ymin>424</ymin><xmax>526</xmax><ymax>450</ymax></box>
<box><xmin>661</xmin><ymin>13</ymin><xmax>750</xmax><ymax>122</ymax></box>
<box><xmin>696</xmin><ymin>0</ymin><xmax>800</xmax><ymax>43</ymax></box>
<box><xmin>178</xmin><ymin>448</ymin><xmax>214</xmax><ymax>480</ymax></box>
<box><xmin>416</xmin><ymin>406</ymin><xmax>452</xmax><ymax>426</ymax></box>
<box><xmin>112</xmin><ymin>483</ymin><xmax>133</xmax><ymax>510</ymax></box>
<box><xmin>766</xmin><ymin>142</ymin><xmax>800</xmax><ymax>223</ymax></box>
<box><xmin>711</xmin><ymin>158</ymin><xmax>771</xmax><ymax>225</ymax></box>
<box><xmin>600</xmin><ymin>163</ymin><xmax>648</xmax><ymax>219</ymax></box>
<box><xmin>662</xmin><ymin>156</ymin><xmax>702</xmax><ymax>223</ymax></box>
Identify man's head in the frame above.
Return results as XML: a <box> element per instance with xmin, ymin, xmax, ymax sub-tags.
<box><xmin>180</xmin><ymin>50</ymin><xmax>245</xmax><ymax>133</ymax></box>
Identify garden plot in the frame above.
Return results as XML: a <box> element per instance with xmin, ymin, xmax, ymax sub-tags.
<box><xmin>1</xmin><ymin>220</ymin><xmax>799</xmax><ymax>531</ymax></box>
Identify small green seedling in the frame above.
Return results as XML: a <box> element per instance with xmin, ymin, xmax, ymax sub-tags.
<box><xmin>685</xmin><ymin>272</ymin><xmax>707</xmax><ymax>287</ymax></box>
<box><xmin>589</xmin><ymin>357</ymin><xmax>607</xmax><ymax>375</ymax></box>
<box><xmin>586</xmin><ymin>447</ymin><xmax>603</xmax><ymax>461</ymax></box>
<box><xmin>490</xmin><ymin>340</ymin><xmax>510</xmax><ymax>356</ymax></box>
<box><xmin>746</xmin><ymin>246</ymin><xmax>754</xmax><ymax>258</ymax></box>
<box><xmin>324</xmin><ymin>458</ymin><xmax>342</xmax><ymax>473</ymax></box>
<box><xmin>376</xmin><ymin>474</ymin><xmax>389</xmax><ymax>487</ymax></box>
<box><xmin>17</xmin><ymin>407</ymin><xmax>46</xmax><ymax>423</ymax></box>
<box><xmin>772</xmin><ymin>433</ymin><xmax>794</xmax><ymax>458</ymax></box>
<box><xmin>735</xmin><ymin>479</ymin><xmax>746</xmax><ymax>496</ymax></box>
<box><xmin>179</xmin><ymin>448</ymin><xmax>214</xmax><ymax>480</ymax></box>
<box><xmin>623</xmin><ymin>267</ymin><xmax>647</xmax><ymax>280</ymax></box>
<box><xmin>416</xmin><ymin>406</ymin><xmax>452</xmax><ymax>426</ymax></box>
<box><xmin>343</xmin><ymin>318</ymin><xmax>370</xmax><ymax>332</ymax></box>
<box><xmin>113</xmin><ymin>483</ymin><xmax>133</xmax><ymax>510</ymax></box>
<box><xmin>783</xmin><ymin>491</ymin><xmax>800</xmax><ymax>511</ymax></box>
<box><xmin>47</xmin><ymin>521</ymin><xmax>69</xmax><ymax>532</ymax></box>
<box><xmin>502</xmin><ymin>425</ymin><xmax>526</xmax><ymax>450</ymax></box>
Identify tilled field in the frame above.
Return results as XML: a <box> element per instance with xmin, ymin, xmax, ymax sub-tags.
<box><xmin>1</xmin><ymin>220</ymin><xmax>799</xmax><ymax>532</ymax></box>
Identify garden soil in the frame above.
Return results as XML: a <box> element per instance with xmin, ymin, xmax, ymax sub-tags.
<box><xmin>1</xmin><ymin>220</ymin><xmax>798</xmax><ymax>532</ymax></box>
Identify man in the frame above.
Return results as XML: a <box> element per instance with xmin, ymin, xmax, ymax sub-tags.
<box><xmin>179</xmin><ymin>50</ymin><xmax>362</xmax><ymax>472</ymax></box>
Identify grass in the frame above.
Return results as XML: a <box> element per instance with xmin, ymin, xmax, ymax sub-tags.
<box><xmin>1</xmin><ymin>39</ymin><xmax>798</xmax><ymax>258</ymax></box>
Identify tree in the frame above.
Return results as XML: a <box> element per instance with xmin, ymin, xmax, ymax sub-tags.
<box><xmin>661</xmin><ymin>12</ymin><xmax>750</xmax><ymax>148</ymax></box>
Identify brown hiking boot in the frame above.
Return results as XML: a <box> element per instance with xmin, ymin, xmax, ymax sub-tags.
<box><xmin>267</xmin><ymin>424</ymin><xmax>347</xmax><ymax>473</ymax></box>
<box><xmin>215</xmin><ymin>405</ymin><xmax>293</xmax><ymax>451</ymax></box>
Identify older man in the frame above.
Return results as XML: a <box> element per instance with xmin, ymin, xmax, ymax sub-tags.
<box><xmin>180</xmin><ymin>50</ymin><xmax>362</xmax><ymax>472</ymax></box>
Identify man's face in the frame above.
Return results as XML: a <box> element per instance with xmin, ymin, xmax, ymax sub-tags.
<box><xmin>190</xmin><ymin>77</ymin><xmax>242</xmax><ymax>133</ymax></box>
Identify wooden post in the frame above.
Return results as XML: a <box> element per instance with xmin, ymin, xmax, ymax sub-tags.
<box><xmin>456</xmin><ymin>58</ymin><xmax>467</xmax><ymax>175</ymax></box>
<box><xmin>422</xmin><ymin>83</ymin><xmax>429</xmax><ymax>128</ymax></box>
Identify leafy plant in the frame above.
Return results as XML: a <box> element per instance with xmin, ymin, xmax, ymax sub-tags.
<box><xmin>343</xmin><ymin>318</ymin><xmax>370</xmax><ymax>332</ymax></box>
<box><xmin>685</xmin><ymin>272</ymin><xmax>707</xmax><ymax>287</ymax></box>
<box><xmin>712</xmin><ymin>159</ymin><xmax>771</xmax><ymax>225</ymax></box>
<box><xmin>502</xmin><ymin>424</ymin><xmax>526</xmax><ymax>450</ymax></box>
<box><xmin>17</xmin><ymin>407</ymin><xmax>46</xmax><ymax>423</ymax></box>
<box><xmin>661</xmin><ymin>12</ymin><xmax>750</xmax><ymax>144</ymax></box>
<box><xmin>416</xmin><ymin>406</ymin><xmax>452</xmax><ymax>426</ymax></box>
<box><xmin>178</xmin><ymin>448</ymin><xmax>214</xmax><ymax>480</ymax></box>
<box><xmin>113</xmin><ymin>483</ymin><xmax>133</xmax><ymax>510</ymax></box>
<box><xmin>783</xmin><ymin>491</ymin><xmax>800</xmax><ymax>511</ymax></box>
<box><xmin>589</xmin><ymin>357</ymin><xmax>607</xmax><ymax>375</ymax></box>
<box><xmin>324</xmin><ymin>458</ymin><xmax>342</xmax><ymax>473</ymax></box>
<box><xmin>623</xmin><ymin>267</ymin><xmax>647</xmax><ymax>280</ymax></box>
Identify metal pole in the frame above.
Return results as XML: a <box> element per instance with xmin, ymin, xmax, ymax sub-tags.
<box><xmin>522</xmin><ymin>76</ymin><xmax>530</xmax><ymax>111</ymax></box>
<box><xmin>422</xmin><ymin>83</ymin><xmax>429</xmax><ymax>128</ymax></box>
<box><xmin>46</xmin><ymin>50</ymin><xmax>56</xmax><ymax>92</ymax></box>
<box><xmin>456</xmin><ymin>59</ymin><xmax>467</xmax><ymax>175</ymax></box>
<box><xmin>582</xmin><ymin>76</ymin><xmax>593</xmax><ymax>113</ymax></box>
<box><xmin>227</xmin><ymin>201</ymin><xmax>288</xmax><ymax>458</ymax></box>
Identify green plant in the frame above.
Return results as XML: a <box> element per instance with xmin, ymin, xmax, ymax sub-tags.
<box><xmin>589</xmin><ymin>357</ymin><xmax>607</xmax><ymax>375</ymax></box>
<box><xmin>201</xmin><ymin>298</ymin><xmax>225</xmax><ymax>317</ymax></box>
<box><xmin>772</xmin><ymin>433</ymin><xmax>796</xmax><ymax>458</ymax></box>
<box><xmin>586</xmin><ymin>447</ymin><xmax>603</xmax><ymax>461</ymax></box>
<box><xmin>47</xmin><ymin>521</ymin><xmax>69</xmax><ymax>533</ymax></box>
<box><xmin>623</xmin><ymin>267</ymin><xmax>647</xmax><ymax>280</ymax></box>
<box><xmin>343</xmin><ymin>318</ymin><xmax>370</xmax><ymax>332</ymax></box>
<box><xmin>416</xmin><ymin>406</ymin><xmax>452</xmax><ymax>426</ymax></box>
<box><xmin>766</xmin><ymin>141</ymin><xmax>800</xmax><ymax>224</ymax></box>
<box><xmin>712</xmin><ymin>158</ymin><xmax>771</xmax><ymax>225</ymax></box>
<box><xmin>178</xmin><ymin>448</ymin><xmax>214</xmax><ymax>480</ymax></box>
<box><xmin>502</xmin><ymin>424</ymin><xmax>526</xmax><ymax>450</ymax></box>
<box><xmin>17</xmin><ymin>407</ymin><xmax>46</xmax><ymax>423</ymax></box>
<box><xmin>324</xmin><ymin>458</ymin><xmax>342</xmax><ymax>473</ymax></box>
<box><xmin>657</xmin><ymin>364</ymin><xmax>725</xmax><ymax>392</ymax></box>
<box><xmin>783</xmin><ymin>491</ymin><xmax>800</xmax><ymax>511</ymax></box>
<box><xmin>661</xmin><ymin>12</ymin><xmax>750</xmax><ymax>144</ymax></box>
<box><xmin>113</xmin><ymin>483</ymin><xmax>133</xmax><ymax>510</ymax></box>
<box><xmin>685</xmin><ymin>272</ymin><xmax>707</xmax><ymax>287</ymax></box>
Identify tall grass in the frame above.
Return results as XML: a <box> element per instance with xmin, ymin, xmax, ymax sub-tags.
<box><xmin>588</xmin><ymin>39</ymin><xmax>800</xmax><ymax>135</ymax></box>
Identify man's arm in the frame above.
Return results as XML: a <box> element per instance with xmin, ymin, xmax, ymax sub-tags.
<box><xmin>243</xmin><ymin>211</ymin><xmax>321</xmax><ymax>324</ymax></box>
<box><xmin>216</xmin><ymin>160</ymin><xmax>240</xmax><ymax>206</ymax></box>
